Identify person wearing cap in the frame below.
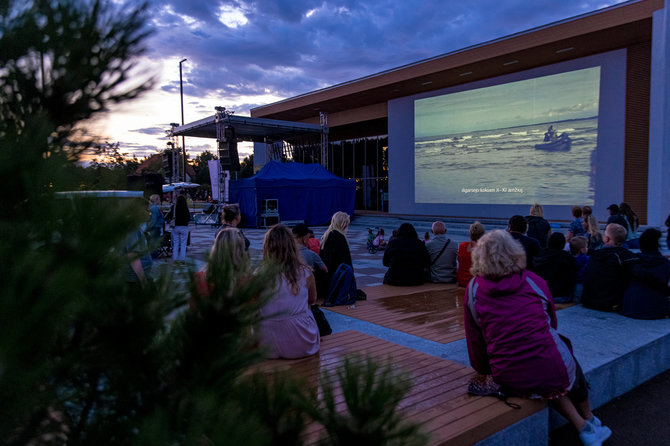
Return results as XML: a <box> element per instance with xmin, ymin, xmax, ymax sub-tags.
<box><xmin>606</xmin><ymin>204</ymin><xmax>628</xmax><ymax>230</ymax></box>
<box><xmin>292</xmin><ymin>224</ymin><xmax>327</xmax><ymax>274</ymax></box>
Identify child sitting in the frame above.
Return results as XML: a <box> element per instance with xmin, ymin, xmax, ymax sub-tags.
<box><xmin>367</xmin><ymin>228</ymin><xmax>377</xmax><ymax>253</ymax></box>
<box><xmin>569</xmin><ymin>236</ymin><xmax>589</xmax><ymax>303</ymax></box>
<box><xmin>373</xmin><ymin>227</ymin><xmax>387</xmax><ymax>250</ymax></box>
<box><xmin>533</xmin><ymin>232</ymin><xmax>577</xmax><ymax>303</ymax></box>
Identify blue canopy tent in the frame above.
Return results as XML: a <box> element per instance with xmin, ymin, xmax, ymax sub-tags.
<box><xmin>230</xmin><ymin>161</ymin><xmax>355</xmax><ymax>228</ymax></box>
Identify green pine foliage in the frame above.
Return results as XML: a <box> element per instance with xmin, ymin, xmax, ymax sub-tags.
<box><xmin>0</xmin><ymin>1</ymin><xmax>428</xmax><ymax>445</ymax></box>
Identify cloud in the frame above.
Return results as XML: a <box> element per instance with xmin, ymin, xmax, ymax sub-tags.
<box><xmin>130</xmin><ymin>126</ymin><xmax>169</xmax><ymax>136</ymax></box>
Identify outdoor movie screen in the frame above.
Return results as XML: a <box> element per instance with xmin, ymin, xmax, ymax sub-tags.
<box><xmin>414</xmin><ymin>66</ymin><xmax>601</xmax><ymax>206</ymax></box>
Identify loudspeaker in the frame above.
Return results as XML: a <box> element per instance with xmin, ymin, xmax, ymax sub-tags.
<box><xmin>218</xmin><ymin>126</ymin><xmax>240</xmax><ymax>171</ymax></box>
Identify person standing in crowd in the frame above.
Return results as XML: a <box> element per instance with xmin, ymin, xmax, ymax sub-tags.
<box><xmin>124</xmin><ymin>226</ymin><xmax>152</xmax><ymax>288</ymax></box>
<box><xmin>457</xmin><ymin>221</ymin><xmax>485</xmax><ymax>287</ymax></box>
<box><xmin>507</xmin><ymin>215</ymin><xmax>541</xmax><ymax>271</ymax></box>
<box><xmin>170</xmin><ymin>193</ymin><xmax>191</xmax><ymax>265</ymax></box>
<box><xmin>582</xmin><ymin>223</ymin><xmax>638</xmax><ymax>311</ymax></box>
<box><xmin>621</xmin><ymin>228</ymin><xmax>670</xmax><ymax>319</ymax></box>
<box><xmin>147</xmin><ymin>194</ymin><xmax>164</xmax><ymax>258</ymax></box>
<box><xmin>259</xmin><ymin>225</ymin><xmax>320</xmax><ymax>359</ymax></box>
<box><xmin>465</xmin><ymin>230</ymin><xmax>612</xmax><ymax>446</ymax></box>
<box><xmin>526</xmin><ymin>203</ymin><xmax>551</xmax><ymax>248</ymax></box>
<box><xmin>383</xmin><ymin>223</ymin><xmax>431</xmax><ymax>286</ymax></box>
<box><xmin>566</xmin><ymin>206</ymin><xmax>586</xmax><ymax>242</ymax></box>
<box><xmin>425</xmin><ymin>221</ymin><xmax>457</xmax><ymax>283</ymax></box>
<box><xmin>220</xmin><ymin>203</ymin><xmax>250</xmax><ymax>250</ymax></box>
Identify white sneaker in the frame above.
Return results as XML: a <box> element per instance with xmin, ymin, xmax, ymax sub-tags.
<box><xmin>579</xmin><ymin>423</ymin><xmax>612</xmax><ymax>446</ymax></box>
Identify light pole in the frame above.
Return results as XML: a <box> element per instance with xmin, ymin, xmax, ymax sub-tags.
<box><xmin>179</xmin><ymin>58</ymin><xmax>187</xmax><ymax>182</ymax></box>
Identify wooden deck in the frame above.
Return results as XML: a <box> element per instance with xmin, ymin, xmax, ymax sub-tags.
<box><xmin>323</xmin><ymin>283</ymin><xmax>466</xmax><ymax>344</ymax></box>
<box><xmin>257</xmin><ymin>330</ymin><xmax>545</xmax><ymax>446</ymax></box>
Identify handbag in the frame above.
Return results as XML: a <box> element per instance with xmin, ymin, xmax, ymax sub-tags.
<box><xmin>311</xmin><ymin>304</ymin><xmax>332</xmax><ymax>336</ymax></box>
<box><xmin>467</xmin><ymin>373</ymin><xmax>521</xmax><ymax>409</ymax></box>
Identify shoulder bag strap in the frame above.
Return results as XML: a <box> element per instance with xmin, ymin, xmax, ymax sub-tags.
<box><xmin>430</xmin><ymin>238</ymin><xmax>451</xmax><ymax>266</ymax></box>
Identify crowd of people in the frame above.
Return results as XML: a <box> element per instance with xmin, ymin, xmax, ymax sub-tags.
<box><xmin>127</xmin><ymin>197</ymin><xmax>669</xmax><ymax>445</ymax></box>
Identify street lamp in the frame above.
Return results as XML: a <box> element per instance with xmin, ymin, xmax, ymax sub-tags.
<box><xmin>179</xmin><ymin>58</ymin><xmax>187</xmax><ymax>182</ymax></box>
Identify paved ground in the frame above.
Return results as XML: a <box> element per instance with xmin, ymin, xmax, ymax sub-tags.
<box><xmin>153</xmin><ymin>213</ymin><xmax>670</xmax><ymax>445</ymax></box>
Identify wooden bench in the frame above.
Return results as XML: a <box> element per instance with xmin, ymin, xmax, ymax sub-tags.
<box><xmin>257</xmin><ymin>330</ymin><xmax>545</xmax><ymax>445</ymax></box>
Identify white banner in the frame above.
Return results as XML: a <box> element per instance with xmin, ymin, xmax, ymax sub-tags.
<box><xmin>208</xmin><ymin>160</ymin><xmax>222</xmax><ymax>202</ymax></box>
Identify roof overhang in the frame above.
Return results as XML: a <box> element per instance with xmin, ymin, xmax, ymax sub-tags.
<box><xmin>172</xmin><ymin>114</ymin><xmax>325</xmax><ymax>143</ymax></box>
<box><xmin>250</xmin><ymin>0</ymin><xmax>663</xmax><ymax>127</ymax></box>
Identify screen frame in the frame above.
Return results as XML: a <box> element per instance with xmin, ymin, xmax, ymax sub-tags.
<box><xmin>388</xmin><ymin>49</ymin><xmax>627</xmax><ymax>221</ymax></box>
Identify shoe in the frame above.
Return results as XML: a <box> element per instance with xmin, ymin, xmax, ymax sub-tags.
<box><xmin>579</xmin><ymin>423</ymin><xmax>611</xmax><ymax>446</ymax></box>
<box><xmin>586</xmin><ymin>415</ymin><xmax>602</xmax><ymax>428</ymax></box>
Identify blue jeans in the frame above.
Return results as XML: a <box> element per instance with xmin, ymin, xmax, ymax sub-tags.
<box><xmin>172</xmin><ymin>225</ymin><xmax>189</xmax><ymax>261</ymax></box>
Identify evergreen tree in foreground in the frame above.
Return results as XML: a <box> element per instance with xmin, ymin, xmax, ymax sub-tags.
<box><xmin>0</xmin><ymin>1</ymin><xmax>428</xmax><ymax>444</ymax></box>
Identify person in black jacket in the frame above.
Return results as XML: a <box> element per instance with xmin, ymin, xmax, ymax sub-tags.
<box><xmin>383</xmin><ymin>223</ymin><xmax>431</xmax><ymax>286</ymax></box>
<box><xmin>508</xmin><ymin>215</ymin><xmax>541</xmax><ymax>271</ymax></box>
<box><xmin>582</xmin><ymin>223</ymin><xmax>638</xmax><ymax>311</ymax></box>
<box><xmin>533</xmin><ymin>232</ymin><xmax>577</xmax><ymax>302</ymax></box>
<box><xmin>169</xmin><ymin>193</ymin><xmax>191</xmax><ymax>264</ymax></box>
<box><xmin>620</xmin><ymin>228</ymin><xmax>670</xmax><ymax>319</ymax></box>
<box><xmin>319</xmin><ymin>211</ymin><xmax>354</xmax><ymax>297</ymax></box>
<box><xmin>526</xmin><ymin>203</ymin><xmax>551</xmax><ymax>248</ymax></box>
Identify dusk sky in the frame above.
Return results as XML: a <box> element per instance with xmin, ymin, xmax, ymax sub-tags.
<box><xmin>94</xmin><ymin>0</ymin><xmax>626</xmax><ymax>160</ymax></box>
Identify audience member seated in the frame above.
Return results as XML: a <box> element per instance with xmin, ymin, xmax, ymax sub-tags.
<box><xmin>259</xmin><ymin>225</ymin><xmax>320</xmax><ymax>359</ymax></box>
<box><xmin>620</xmin><ymin>202</ymin><xmax>640</xmax><ymax>249</ymax></box>
<box><xmin>566</xmin><ymin>205</ymin><xmax>586</xmax><ymax>242</ymax></box>
<box><xmin>457</xmin><ymin>221</ymin><xmax>485</xmax><ymax>287</ymax></box>
<box><xmin>307</xmin><ymin>229</ymin><xmax>320</xmax><ymax>254</ymax></box>
<box><xmin>583</xmin><ymin>214</ymin><xmax>603</xmax><ymax>252</ymax></box>
<box><xmin>581</xmin><ymin>223</ymin><xmax>638</xmax><ymax>311</ymax></box>
<box><xmin>191</xmin><ymin>227</ymin><xmax>249</xmax><ymax>309</ymax></box>
<box><xmin>569</xmin><ymin>236</ymin><xmax>589</xmax><ymax>303</ymax></box>
<box><xmin>526</xmin><ymin>203</ymin><xmax>551</xmax><ymax>248</ymax></box>
<box><xmin>464</xmin><ymin>230</ymin><xmax>611</xmax><ymax>446</ymax></box>
<box><xmin>367</xmin><ymin>228</ymin><xmax>377</xmax><ymax>253</ymax></box>
<box><xmin>606</xmin><ymin>204</ymin><xmax>628</xmax><ymax>229</ymax></box>
<box><xmin>533</xmin><ymin>232</ymin><xmax>577</xmax><ymax>303</ymax></box>
<box><xmin>293</xmin><ymin>223</ymin><xmax>328</xmax><ymax>295</ymax></box>
<box><xmin>373</xmin><ymin>228</ymin><xmax>387</xmax><ymax>250</ymax></box>
<box><xmin>508</xmin><ymin>215</ymin><xmax>541</xmax><ymax>271</ymax></box>
<box><xmin>383</xmin><ymin>223</ymin><xmax>431</xmax><ymax>286</ymax></box>
<box><xmin>582</xmin><ymin>205</ymin><xmax>592</xmax><ymax>218</ymax></box>
<box><xmin>319</xmin><ymin>211</ymin><xmax>354</xmax><ymax>297</ymax></box>
<box><xmin>620</xmin><ymin>228</ymin><xmax>670</xmax><ymax>320</ymax></box>
<box><xmin>425</xmin><ymin>221</ymin><xmax>457</xmax><ymax>283</ymax></box>
<box><xmin>220</xmin><ymin>203</ymin><xmax>250</xmax><ymax>251</ymax></box>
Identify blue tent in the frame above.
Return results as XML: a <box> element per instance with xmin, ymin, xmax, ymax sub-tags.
<box><xmin>230</xmin><ymin>161</ymin><xmax>355</xmax><ymax>228</ymax></box>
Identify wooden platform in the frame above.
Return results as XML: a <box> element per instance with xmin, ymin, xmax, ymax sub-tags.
<box><xmin>257</xmin><ymin>330</ymin><xmax>546</xmax><ymax>446</ymax></box>
<box><xmin>323</xmin><ymin>283</ymin><xmax>466</xmax><ymax>344</ymax></box>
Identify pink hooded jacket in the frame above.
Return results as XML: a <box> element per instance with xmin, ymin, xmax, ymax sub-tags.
<box><xmin>464</xmin><ymin>270</ymin><xmax>576</xmax><ymax>398</ymax></box>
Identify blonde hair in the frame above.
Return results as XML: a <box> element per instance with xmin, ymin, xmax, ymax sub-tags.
<box><xmin>321</xmin><ymin>211</ymin><xmax>350</xmax><ymax>248</ymax></box>
<box><xmin>210</xmin><ymin>227</ymin><xmax>249</xmax><ymax>275</ymax></box>
<box><xmin>584</xmin><ymin>214</ymin><xmax>601</xmax><ymax>239</ymax></box>
<box><xmin>569</xmin><ymin>236</ymin><xmax>588</xmax><ymax>255</ymax></box>
<box><xmin>605</xmin><ymin>223</ymin><xmax>627</xmax><ymax>246</ymax></box>
<box><xmin>149</xmin><ymin>194</ymin><xmax>161</xmax><ymax>205</ymax></box>
<box><xmin>263</xmin><ymin>224</ymin><xmax>308</xmax><ymax>295</ymax></box>
<box><xmin>470</xmin><ymin>230</ymin><xmax>526</xmax><ymax>278</ymax></box>
<box><xmin>469</xmin><ymin>221</ymin><xmax>485</xmax><ymax>242</ymax></box>
<box><xmin>529</xmin><ymin>203</ymin><xmax>544</xmax><ymax>217</ymax></box>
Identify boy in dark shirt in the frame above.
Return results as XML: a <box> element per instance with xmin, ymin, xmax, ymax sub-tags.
<box><xmin>569</xmin><ymin>236</ymin><xmax>589</xmax><ymax>303</ymax></box>
<box><xmin>533</xmin><ymin>232</ymin><xmax>577</xmax><ymax>303</ymax></box>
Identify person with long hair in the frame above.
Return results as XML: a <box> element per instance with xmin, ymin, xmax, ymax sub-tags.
<box><xmin>170</xmin><ymin>193</ymin><xmax>191</xmax><ymax>264</ymax></box>
<box><xmin>259</xmin><ymin>225</ymin><xmax>319</xmax><ymax>359</ymax></box>
<box><xmin>319</xmin><ymin>211</ymin><xmax>353</xmax><ymax>294</ymax></box>
<box><xmin>191</xmin><ymin>227</ymin><xmax>250</xmax><ymax>307</ymax></box>
<box><xmin>382</xmin><ymin>223</ymin><xmax>431</xmax><ymax>286</ymax></box>
<box><xmin>619</xmin><ymin>202</ymin><xmax>640</xmax><ymax>249</ymax></box>
<box><xmin>583</xmin><ymin>214</ymin><xmax>603</xmax><ymax>252</ymax></box>
<box><xmin>465</xmin><ymin>230</ymin><xmax>611</xmax><ymax>445</ymax></box>
<box><xmin>526</xmin><ymin>203</ymin><xmax>551</xmax><ymax>248</ymax></box>
<box><xmin>457</xmin><ymin>221</ymin><xmax>485</xmax><ymax>287</ymax></box>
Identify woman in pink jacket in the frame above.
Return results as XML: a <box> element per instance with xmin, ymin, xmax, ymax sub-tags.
<box><xmin>464</xmin><ymin>230</ymin><xmax>611</xmax><ymax>446</ymax></box>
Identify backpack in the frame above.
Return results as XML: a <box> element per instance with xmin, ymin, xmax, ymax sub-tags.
<box><xmin>323</xmin><ymin>263</ymin><xmax>357</xmax><ymax>307</ymax></box>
